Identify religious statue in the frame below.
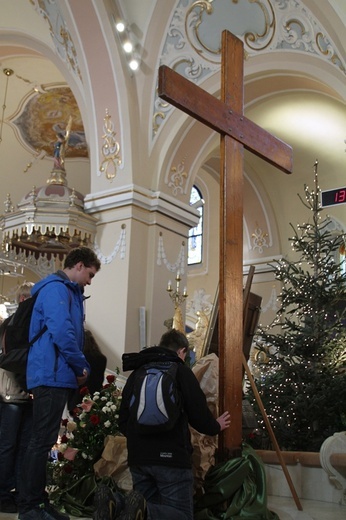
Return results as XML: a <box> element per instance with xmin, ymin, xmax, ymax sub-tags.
<box><xmin>53</xmin><ymin>116</ymin><xmax>72</xmax><ymax>172</ymax></box>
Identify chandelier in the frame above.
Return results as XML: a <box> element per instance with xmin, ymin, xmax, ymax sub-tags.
<box><xmin>0</xmin><ymin>165</ymin><xmax>97</xmax><ymax>261</ymax></box>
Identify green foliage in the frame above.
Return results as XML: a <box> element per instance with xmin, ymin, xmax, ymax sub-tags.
<box><xmin>247</xmin><ymin>170</ymin><xmax>346</xmax><ymax>451</ymax></box>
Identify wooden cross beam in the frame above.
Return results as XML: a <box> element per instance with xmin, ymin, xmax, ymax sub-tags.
<box><xmin>158</xmin><ymin>30</ymin><xmax>293</xmax><ymax>452</ymax></box>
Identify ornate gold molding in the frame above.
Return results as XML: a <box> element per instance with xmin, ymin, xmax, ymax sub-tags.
<box><xmin>99</xmin><ymin>110</ymin><xmax>122</xmax><ymax>182</ymax></box>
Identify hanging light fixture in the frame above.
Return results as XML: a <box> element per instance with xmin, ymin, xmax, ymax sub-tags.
<box><xmin>0</xmin><ymin>68</ymin><xmax>14</xmax><ymax>145</ymax></box>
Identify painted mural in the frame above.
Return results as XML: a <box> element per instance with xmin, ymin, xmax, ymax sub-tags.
<box><xmin>12</xmin><ymin>86</ymin><xmax>87</xmax><ymax>158</ymax></box>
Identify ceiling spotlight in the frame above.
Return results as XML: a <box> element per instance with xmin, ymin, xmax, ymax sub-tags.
<box><xmin>123</xmin><ymin>40</ymin><xmax>133</xmax><ymax>53</ymax></box>
<box><xmin>129</xmin><ymin>58</ymin><xmax>140</xmax><ymax>71</ymax></box>
<box><xmin>116</xmin><ymin>21</ymin><xmax>125</xmax><ymax>33</ymax></box>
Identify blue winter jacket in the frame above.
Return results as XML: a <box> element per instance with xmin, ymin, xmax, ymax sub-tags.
<box><xmin>26</xmin><ymin>272</ymin><xmax>90</xmax><ymax>390</ymax></box>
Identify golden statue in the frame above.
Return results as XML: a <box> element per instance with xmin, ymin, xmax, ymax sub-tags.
<box><xmin>48</xmin><ymin>116</ymin><xmax>72</xmax><ymax>185</ymax></box>
<box><xmin>53</xmin><ymin>116</ymin><xmax>72</xmax><ymax>172</ymax></box>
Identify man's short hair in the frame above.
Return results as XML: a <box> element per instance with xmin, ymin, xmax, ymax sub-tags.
<box><xmin>159</xmin><ymin>329</ymin><xmax>190</xmax><ymax>352</ymax></box>
<box><xmin>16</xmin><ymin>281</ymin><xmax>34</xmax><ymax>303</ymax></box>
<box><xmin>64</xmin><ymin>247</ymin><xmax>101</xmax><ymax>272</ymax></box>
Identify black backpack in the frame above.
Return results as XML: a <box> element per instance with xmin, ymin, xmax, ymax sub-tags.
<box><xmin>0</xmin><ymin>293</ymin><xmax>47</xmax><ymax>374</ymax></box>
<box><xmin>129</xmin><ymin>361</ymin><xmax>183</xmax><ymax>434</ymax></box>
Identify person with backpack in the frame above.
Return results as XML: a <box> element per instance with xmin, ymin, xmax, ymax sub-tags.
<box><xmin>17</xmin><ymin>247</ymin><xmax>101</xmax><ymax>520</ymax></box>
<box><xmin>93</xmin><ymin>328</ymin><xmax>231</xmax><ymax>520</ymax></box>
<box><xmin>0</xmin><ymin>282</ymin><xmax>34</xmax><ymax>513</ymax></box>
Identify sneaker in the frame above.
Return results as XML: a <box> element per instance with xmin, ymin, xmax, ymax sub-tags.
<box><xmin>118</xmin><ymin>491</ymin><xmax>146</xmax><ymax>520</ymax></box>
<box><xmin>18</xmin><ymin>507</ymin><xmax>55</xmax><ymax>520</ymax></box>
<box><xmin>44</xmin><ymin>503</ymin><xmax>70</xmax><ymax>520</ymax></box>
<box><xmin>0</xmin><ymin>497</ymin><xmax>18</xmax><ymax>513</ymax></box>
<box><xmin>93</xmin><ymin>485</ymin><xmax>124</xmax><ymax>520</ymax></box>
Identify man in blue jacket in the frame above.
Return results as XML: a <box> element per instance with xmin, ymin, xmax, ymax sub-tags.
<box><xmin>18</xmin><ymin>247</ymin><xmax>101</xmax><ymax>520</ymax></box>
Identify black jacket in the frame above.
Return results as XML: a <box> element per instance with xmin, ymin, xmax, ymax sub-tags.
<box><xmin>0</xmin><ymin>368</ymin><xmax>32</xmax><ymax>404</ymax></box>
<box><xmin>119</xmin><ymin>346</ymin><xmax>220</xmax><ymax>468</ymax></box>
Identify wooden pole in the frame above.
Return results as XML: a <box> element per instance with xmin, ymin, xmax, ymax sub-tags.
<box><xmin>243</xmin><ymin>358</ymin><xmax>303</xmax><ymax>511</ymax></box>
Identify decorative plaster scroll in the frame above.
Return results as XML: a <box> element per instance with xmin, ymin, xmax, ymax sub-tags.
<box><xmin>251</xmin><ymin>227</ymin><xmax>269</xmax><ymax>254</ymax></box>
<box><xmin>98</xmin><ymin>110</ymin><xmax>122</xmax><ymax>181</ymax></box>
<box><xmin>93</xmin><ymin>225</ymin><xmax>126</xmax><ymax>264</ymax></box>
<box><xmin>157</xmin><ymin>232</ymin><xmax>186</xmax><ymax>274</ymax></box>
<box><xmin>168</xmin><ymin>160</ymin><xmax>188</xmax><ymax>196</ymax></box>
<box><xmin>30</xmin><ymin>0</ymin><xmax>82</xmax><ymax>82</ymax></box>
<box><xmin>152</xmin><ymin>0</ymin><xmax>346</xmax><ymax>139</ymax></box>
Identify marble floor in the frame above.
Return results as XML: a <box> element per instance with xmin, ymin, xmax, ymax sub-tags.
<box><xmin>267</xmin><ymin>496</ymin><xmax>346</xmax><ymax>520</ymax></box>
<box><xmin>0</xmin><ymin>497</ymin><xmax>345</xmax><ymax>520</ymax></box>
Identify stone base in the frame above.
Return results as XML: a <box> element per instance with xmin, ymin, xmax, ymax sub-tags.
<box><xmin>257</xmin><ymin>447</ymin><xmax>345</xmax><ymax>505</ymax></box>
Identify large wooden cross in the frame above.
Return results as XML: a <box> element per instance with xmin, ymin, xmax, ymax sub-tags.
<box><xmin>158</xmin><ymin>30</ymin><xmax>292</xmax><ymax>452</ymax></box>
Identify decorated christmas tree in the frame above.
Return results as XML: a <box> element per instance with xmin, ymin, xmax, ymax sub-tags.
<box><xmin>248</xmin><ymin>161</ymin><xmax>346</xmax><ymax>451</ymax></box>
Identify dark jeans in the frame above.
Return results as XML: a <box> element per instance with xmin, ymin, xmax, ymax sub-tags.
<box><xmin>130</xmin><ymin>465</ymin><xmax>194</xmax><ymax>520</ymax></box>
<box><xmin>18</xmin><ymin>386</ymin><xmax>69</xmax><ymax>513</ymax></box>
<box><xmin>0</xmin><ymin>401</ymin><xmax>33</xmax><ymax>501</ymax></box>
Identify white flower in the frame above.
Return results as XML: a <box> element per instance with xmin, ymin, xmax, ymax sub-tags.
<box><xmin>102</xmin><ymin>406</ymin><xmax>110</xmax><ymax>413</ymax></box>
<box><xmin>93</xmin><ymin>395</ymin><xmax>100</xmax><ymax>401</ymax></box>
<box><xmin>111</xmin><ymin>405</ymin><xmax>117</xmax><ymax>411</ymax></box>
<box><xmin>82</xmin><ymin>452</ymin><xmax>88</xmax><ymax>459</ymax></box>
<box><xmin>67</xmin><ymin>421</ymin><xmax>77</xmax><ymax>432</ymax></box>
<box><xmin>106</xmin><ymin>401</ymin><xmax>113</xmax><ymax>407</ymax></box>
<box><xmin>104</xmin><ymin>420</ymin><xmax>111</xmax><ymax>428</ymax></box>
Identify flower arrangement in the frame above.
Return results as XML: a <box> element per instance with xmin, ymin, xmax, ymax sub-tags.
<box><xmin>48</xmin><ymin>373</ymin><xmax>123</xmax><ymax>493</ymax></box>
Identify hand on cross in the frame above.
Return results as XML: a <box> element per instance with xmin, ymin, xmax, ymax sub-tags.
<box><xmin>217</xmin><ymin>411</ymin><xmax>231</xmax><ymax>431</ymax></box>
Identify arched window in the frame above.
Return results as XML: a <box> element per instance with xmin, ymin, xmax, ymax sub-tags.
<box><xmin>188</xmin><ymin>185</ymin><xmax>204</xmax><ymax>265</ymax></box>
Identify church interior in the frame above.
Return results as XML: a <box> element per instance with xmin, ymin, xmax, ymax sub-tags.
<box><xmin>0</xmin><ymin>1</ymin><xmax>346</xmax><ymax>519</ymax></box>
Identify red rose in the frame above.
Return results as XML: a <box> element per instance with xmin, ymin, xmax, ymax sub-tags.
<box><xmin>60</xmin><ymin>434</ymin><xmax>68</xmax><ymax>444</ymax></box>
<box><xmin>57</xmin><ymin>452</ymin><xmax>64</xmax><ymax>461</ymax></box>
<box><xmin>61</xmin><ymin>418</ymin><xmax>68</xmax><ymax>427</ymax></box>
<box><xmin>72</xmin><ymin>407</ymin><xmax>80</xmax><ymax>417</ymax></box>
<box><xmin>106</xmin><ymin>374</ymin><xmax>115</xmax><ymax>384</ymax></box>
<box><xmin>80</xmin><ymin>386</ymin><xmax>89</xmax><ymax>396</ymax></box>
<box><xmin>90</xmin><ymin>414</ymin><xmax>100</xmax><ymax>425</ymax></box>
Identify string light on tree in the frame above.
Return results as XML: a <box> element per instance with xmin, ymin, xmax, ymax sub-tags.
<box><xmin>247</xmin><ymin>160</ymin><xmax>346</xmax><ymax>451</ymax></box>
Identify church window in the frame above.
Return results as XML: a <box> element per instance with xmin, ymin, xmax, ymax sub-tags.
<box><xmin>188</xmin><ymin>185</ymin><xmax>204</xmax><ymax>265</ymax></box>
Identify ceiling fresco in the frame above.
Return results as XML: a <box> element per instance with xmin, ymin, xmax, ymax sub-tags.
<box><xmin>11</xmin><ymin>86</ymin><xmax>87</xmax><ymax>159</ymax></box>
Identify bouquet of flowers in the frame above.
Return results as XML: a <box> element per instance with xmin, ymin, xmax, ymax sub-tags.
<box><xmin>48</xmin><ymin>373</ymin><xmax>123</xmax><ymax>493</ymax></box>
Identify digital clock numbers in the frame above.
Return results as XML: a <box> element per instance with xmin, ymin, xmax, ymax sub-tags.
<box><xmin>321</xmin><ymin>187</ymin><xmax>346</xmax><ymax>208</ymax></box>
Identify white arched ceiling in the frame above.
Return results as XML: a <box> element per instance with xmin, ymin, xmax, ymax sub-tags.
<box><xmin>150</xmin><ymin>0</ymin><xmax>345</xmax><ymax>210</ymax></box>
